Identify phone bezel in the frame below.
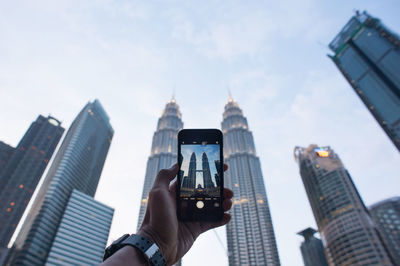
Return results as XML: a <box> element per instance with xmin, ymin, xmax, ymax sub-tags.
<box><xmin>177</xmin><ymin>129</ymin><xmax>224</xmax><ymax>222</ymax></box>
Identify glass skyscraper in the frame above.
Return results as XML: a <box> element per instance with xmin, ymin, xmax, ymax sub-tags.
<box><xmin>0</xmin><ymin>116</ymin><xmax>64</xmax><ymax>250</ymax></box>
<box><xmin>294</xmin><ymin>145</ymin><xmax>393</xmax><ymax>265</ymax></box>
<box><xmin>45</xmin><ymin>189</ymin><xmax>114</xmax><ymax>265</ymax></box>
<box><xmin>297</xmin><ymin>227</ymin><xmax>328</xmax><ymax>266</ymax></box>
<box><xmin>137</xmin><ymin>97</ymin><xmax>183</xmax><ymax>229</ymax></box>
<box><xmin>0</xmin><ymin>141</ymin><xmax>15</xmax><ymax>176</ymax></box>
<box><xmin>222</xmin><ymin>97</ymin><xmax>280</xmax><ymax>265</ymax></box>
<box><xmin>9</xmin><ymin>100</ymin><xmax>114</xmax><ymax>265</ymax></box>
<box><xmin>369</xmin><ymin>197</ymin><xmax>400</xmax><ymax>264</ymax></box>
<box><xmin>329</xmin><ymin>11</ymin><xmax>400</xmax><ymax>152</ymax></box>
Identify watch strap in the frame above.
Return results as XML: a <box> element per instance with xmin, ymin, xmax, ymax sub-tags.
<box><xmin>103</xmin><ymin>234</ymin><xmax>166</xmax><ymax>266</ymax></box>
<box><xmin>122</xmin><ymin>234</ymin><xmax>166</xmax><ymax>265</ymax></box>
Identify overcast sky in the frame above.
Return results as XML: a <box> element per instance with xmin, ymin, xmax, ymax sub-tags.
<box><xmin>1</xmin><ymin>1</ymin><xmax>400</xmax><ymax>265</ymax></box>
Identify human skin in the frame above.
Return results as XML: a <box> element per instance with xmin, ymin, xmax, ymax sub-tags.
<box><xmin>101</xmin><ymin>163</ymin><xmax>233</xmax><ymax>266</ymax></box>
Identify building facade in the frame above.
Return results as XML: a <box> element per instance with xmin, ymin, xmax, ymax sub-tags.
<box><xmin>297</xmin><ymin>227</ymin><xmax>328</xmax><ymax>266</ymax></box>
<box><xmin>294</xmin><ymin>145</ymin><xmax>393</xmax><ymax>265</ymax></box>
<box><xmin>0</xmin><ymin>141</ymin><xmax>15</xmax><ymax>176</ymax></box>
<box><xmin>222</xmin><ymin>97</ymin><xmax>280</xmax><ymax>265</ymax></box>
<box><xmin>10</xmin><ymin>100</ymin><xmax>114</xmax><ymax>265</ymax></box>
<box><xmin>329</xmin><ymin>11</ymin><xmax>400</xmax><ymax>152</ymax></box>
<box><xmin>369</xmin><ymin>197</ymin><xmax>400</xmax><ymax>264</ymax></box>
<box><xmin>137</xmin><ymin>97</ymin><xmax>183</xmax><ymax>229</ymax></box>
<box><xmin>45</xmin><ymin>189</ymin><xmax>114</xmax><ymax>265</ymax></box>
<box><xmin>0</xmin><ymin>116</ymin><xmax>64</xmax><ymax>249</ymax></box>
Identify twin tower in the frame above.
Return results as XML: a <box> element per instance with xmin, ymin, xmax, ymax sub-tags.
<box><xmin>181</xmin><ymin>152</ymin><xmax>219</xmax><ymax>189</ymax></box>
<box><xmin>138</xmin><ymin>96</ymin><xmax>281</xmax><ymax>265</ymax></box>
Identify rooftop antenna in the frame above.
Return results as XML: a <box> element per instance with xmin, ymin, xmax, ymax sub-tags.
<box><xmin>227</xmin><ymin>85</ymin><xmax>233</xmax><ymax>102</ymax></box>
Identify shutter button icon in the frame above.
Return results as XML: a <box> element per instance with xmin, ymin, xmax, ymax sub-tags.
<box><xmin>196</xmin><ymin>201</ymin><xmax>204</xmax><ymax>209</ymax></box>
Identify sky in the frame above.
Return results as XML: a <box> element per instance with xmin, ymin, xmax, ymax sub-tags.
<box><xmin>1</xmin><ymin>1</ymin><xmax>400</xmax><ymax>265</ymax></box>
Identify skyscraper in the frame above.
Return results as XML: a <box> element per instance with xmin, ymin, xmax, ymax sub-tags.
<box><xmin>369</xmin><ymin>197</ymin><xmax>400</xmax><ymax>264</ymax></box>
<box><xmin>0</xmin><ymin>141</ymin><xmax>15</xmax><ymax>176</ymax></box>
<box><xmin>137</xmin><ymin>97</ymin><xmax>183</xmax><ymax>228</ymax></box>
<box><xmin>10</xmin><ymin>100</ymin><xmax>114</xmax><ymax>265</ymax></box>
<box><xmin>222</xmin><ymin>97</ymin><xmax>280</xmax><ymax>265</ymax></box>
<box><xmin>329</xmin><ymin>11</ymin><xmax>400</xmax><ymax>152</ymax></box>
<box><xmin>294</xmin><ymin>145</ymin><xmax>393</xmax><ymax>265</ymax></box>
<box><xmin>202</xmin><ymin>152</ymin><xmax>214</xmax><ymax>188</ymax></box>
<box><xmin>45</xmin><ymin>189</ymin><xmax>114</xmax><ymax>265</ymax></box>
<box><xmin>136</xmin><ymin>97</ymin><xmax>183</xmax><ymax>266</ymax></box>
<box><xmin>0</xmin><ymin>116</ymin><xmax>64</xmax><ymax>250</ymax></box>
<box><xmin>297</xmin><ymin>227</ymin><xmax>328</xmax><ymax>266</ymax></box>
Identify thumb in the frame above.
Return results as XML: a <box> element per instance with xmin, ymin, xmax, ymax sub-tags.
<box><xmin>152</xmin><ymin>164</ymin><xmax>179</xmax><ymax>190</ymax></box>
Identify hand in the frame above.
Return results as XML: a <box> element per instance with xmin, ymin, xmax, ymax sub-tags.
<box><xmin>138</xmin><ymin>163</ymin><xmax>233</xmax><ymax>265</ymax></box>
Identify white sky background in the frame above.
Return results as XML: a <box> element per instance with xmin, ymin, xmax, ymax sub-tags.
<box><xmin>1</xmin><ymin>1</ymin><xmax>400</xmax><ymax>265</ymax></box>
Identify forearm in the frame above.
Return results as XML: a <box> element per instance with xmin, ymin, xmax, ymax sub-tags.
<box><xmin>101</xmin><ymin>246</ymin><xmax>148</xmax><ymax>266</ymax></box>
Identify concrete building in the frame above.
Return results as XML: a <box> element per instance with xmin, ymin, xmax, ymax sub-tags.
<box><xmin>222</xmin><ymin>96</ymin><xmax>280</xmax><ymax>265</ymax></box>
<box><xmin>329</xmin><ymin>11</ymin><xmax>400</xmax><ymax>152</ymax></box>
<box><xmin>294</xmin><ymin>145</ymin><xmax>393</xmax><ymax>265</ymax></box>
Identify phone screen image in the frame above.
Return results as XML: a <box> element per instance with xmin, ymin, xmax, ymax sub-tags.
<box><xmin>177</xmin><ymin>131</ymin><xmax>223</xmax><ymax>221</ymax></box>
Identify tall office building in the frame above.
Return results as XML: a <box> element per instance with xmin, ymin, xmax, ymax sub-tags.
<box><xmin>0</xmin><ymin>141</ymin><xmax>15</xmax><ymax>175</ymax></box>
<box><xmin>10</xmin><ymin>100</ymin><xmax>114</xmax><ymax>265</ymax></box>
<box><xmin>369</xmin><ymin>197</ymin><xmax>400</xmax><ymax>264</ymax></box>
<box><xmin>329</xmin><ymin>11</ymin><xmax>400</xmax><ymax>152</ymax></box>
<box><xmin>0</xmin><ymin>116</ymin><xmax>64</xmax><ymax>249</ymax></box>
<box><xmin>222</xmin><ymin>97</ymin><xmax>280</xmax><ymax>265</ymax></box>
<box><xmin>137</xmin><ymin>97</ymin><xmax>183</xmax><ymax>229</ymax></box>
<box><xmin>294</xmin><ymin>145</ymin><xmax>393</xmax><ymax>265</ymax></box>
<box><xmin>45</xmin><ymin>189</ymin><xmax>114</xmax><ymax>265</ymax></box>
<box><xmin>297</xmin><ymin>227</ymin><xmax>328</xmax><ymax>266</ymax></box>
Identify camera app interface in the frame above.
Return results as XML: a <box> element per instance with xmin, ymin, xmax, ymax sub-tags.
<box><xmin>179</xmin><ymin>142</ymin><xmax>222</xmax><ymax>212</ymax></box>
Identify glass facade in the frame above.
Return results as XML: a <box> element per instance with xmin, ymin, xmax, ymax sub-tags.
<box><xmin>222</xmin><ymin>97</ymin><xmax>280</xmax><ymax>265</ymax></box>
<box><xmin>9</xmin><ymin>100</ymin><xmax>114</xmax><ymax>266</ymax></box>
<box><xmin>0</xmin><ymin>116</ymin><xmax>64</xmax><ymax>249</ymax></box>
<box><xmin>0</xmin><ymin>141</ymin><xmax>15</xmax><ymax>176</ymax></box>
<box><xmin>369</xmin><ymin>197</ymin><xmax>400</xmax><ymax>264</ymax></box>
<box><xmin>45</xmin><ymin>189</ymin><xmax>114</xmax><ymax>265</ymax></box>
<box><xmin>294</xmin><ymin>145</ymin><xmax>393</xmax><ymax>265</ymax></box>
<box><xmin>297</xmin><ymin>227</ymin><xmax>328</xmax><ymax>266</ymax></box>
<box><xmin>329</xmin><ymin>11</ymin><xmax>400</xmax><ymax>152</ymax></box>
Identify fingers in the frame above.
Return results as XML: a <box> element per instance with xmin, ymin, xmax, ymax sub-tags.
<box><xmin>153</xmin><ymin>164</ymin><xmax>179</xmax><ymax>190</ymax></box>
<box><xmin>222</xmin><ymin>198</ymin><xmax>232</xmax><ymax>212</ymax></box>
<box><xmin>223</xmin><ymin>188</ymin><xmax>233</xmax><ymax>199</ymax></box>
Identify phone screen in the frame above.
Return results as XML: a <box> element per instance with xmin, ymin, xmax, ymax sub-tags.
<box><xmin>177</xmin><ymin>130</ymin><xmax>223</xmax><ymax>221</ymax></box>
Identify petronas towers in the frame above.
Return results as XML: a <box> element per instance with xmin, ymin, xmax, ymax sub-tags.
<box><xmin>138</xmin><ymin>96</ymin><xmax>280</xmax><ymax>265</ymax></box>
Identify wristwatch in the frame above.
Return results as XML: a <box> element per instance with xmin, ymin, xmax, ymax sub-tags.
<box><xmin>103</xmin><ymin>234</ymin><xmax>166</xmax><ymax>265</ymax></box>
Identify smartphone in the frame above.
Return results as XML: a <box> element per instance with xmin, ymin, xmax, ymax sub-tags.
<box><xmin>177</xmin><ymin>129</ymin><xmax>224</xmax><ymax>221</ymax></box>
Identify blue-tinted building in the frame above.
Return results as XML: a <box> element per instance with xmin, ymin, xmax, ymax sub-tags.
<box><xmin>329</xmin><ymin>11</ymin><xmax>400</xmax><ymax>152</ymax></box>
<box><xmin>0</xmin><ymin>141</ymin><xmax>15</xmax><ymax>176</ymax></box>
<box><xmin>10</xmin><ymin>100</ymin><xmax>114</xmax><ymax>265</ymax></box>
<box><xmin>0</xmin><ymin>116</ymin><xmax>64</xmax><ymax>249</ymax></box>
<box><xmin>369</xmin><ymin>197</ymin><xmax>400</xmax><ymax>264</ymax></box>
<box><xmin>297</xmin><ymin>227</ymin><xmax>328</xmax><ymax>266</ymax></box>
<box><xmin>45</xmin><ymin>189</ymin><xmax>114</xmax><ymax>265</ymax></box>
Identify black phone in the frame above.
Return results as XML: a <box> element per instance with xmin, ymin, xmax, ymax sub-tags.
<box><xmin>177</xmin><ymin>129</ymin><xmax>224</xmax><ymax>221</ymax></box>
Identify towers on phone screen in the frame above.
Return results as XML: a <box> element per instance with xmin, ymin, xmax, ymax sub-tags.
<box><xmin>177</xmin><ymin>129</ymin><xmax>223</xmax><ymax>221</ymax></box>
